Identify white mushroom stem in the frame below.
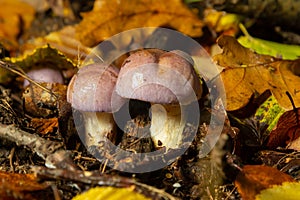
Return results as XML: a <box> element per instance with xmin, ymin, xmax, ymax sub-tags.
<box><xmin>81</xmin><ymin>111</ymin><xmax>116</xmax><ymax>147</ymax></box>
<box><xmin>150</xmin><ymin>104</ymin><xmax>186</xmax><ymax>150</ymax></box>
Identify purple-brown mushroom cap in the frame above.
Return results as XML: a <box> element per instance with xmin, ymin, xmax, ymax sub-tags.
<box><xmin>24</xmin><ymin>67</ymin><xmax>64</xmax><ymax>87</ymax></box>
<box><xmin>116</xmin><ymin>49</ymin><xmax>202</xmax><ymax>105</ymax></box>
<box><xmin>67</xmin><ymin>63</ymin><xmax>123</xmax><ymax>112</ymax></box>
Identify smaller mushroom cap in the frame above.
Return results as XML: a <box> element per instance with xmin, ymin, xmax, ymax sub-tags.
<box><xmin>23</xmin><ymin>67</ymin><xmax>64</xmax><ymax>87</ymax></box>
<box><xmin>116</xmin><ymin>49</ymin><xmax>202</xmax><ymax>105</ymax></box>
<box><xmin>67</xmin><ymin>63</ymin><xmax>123</xmax><ymax>112</ymax></box>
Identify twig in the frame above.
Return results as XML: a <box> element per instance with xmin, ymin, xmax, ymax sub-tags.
<box><xmin>8</xmin><ymin>146</ymin><xmax>15</xmax><ymax>172</ymax></box>
<box><xmin>0</xmin><ymin>123</ymin><xmax>77</xmax><ymax>170</ymax></box>
<box><xmin>32</xmin><ymin>166</ymin><xmax>178</xmax><ymax>200</ymax></box>
<box><xmin>0</xmin><ymin>60</ymin><xmax>57</xmax><ymax>98</ymax></box>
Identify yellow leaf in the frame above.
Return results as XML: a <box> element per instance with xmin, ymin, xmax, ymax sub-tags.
<box><xmin>235</xmin><ymin>165</ymin><xmax>295</xmax><ymax>200</ymax></box>
<box><xmin>72</xmin><ymin>186</ymin><xmax>151</xmax><ymax>200</ymax></box>
<box><xmin>204</xmin><ymin>9</ymin><xmax>242</xmax><ymax>34</ymax></box>
<box><xmin>256</xmin><ymin>182</ymin><xmax>300</xmax><ymax>200</ymax></box>
<box><xmin>75</xmin><ymin>0</ymin><xmax>204</xmax><ymax>47</ymax></box>
<box><xmin>213</xmin><ymin>35</ymin><xmax>300</xmax><ymax>111</ymax></box>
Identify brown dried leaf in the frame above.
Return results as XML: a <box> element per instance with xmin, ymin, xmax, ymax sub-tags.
<box><xmin>30</xmin><ymin>117</ymin><xmax>59</xmax><ymax>135</ymax></box>
<box><xmin>235</xmin><ymin>165</ymin><xmax>296</xmax><ymax>200</ymax></box>
<box><xmin>267</xmin><ymin>108</ymin><xmax>300</xmax><ymax>149</ymax></box>
<box><xmin>213</xmin><ymin>35</ymin><xmax>300</xmax><ymax>111</ymax></box>
<box><xmin>0</xmin><ymin>171</ymin><xmax>47</xmax><ymax>199</ymax></box>
<box><xmin>75</xmin><ymin>0</ymin><xmax>204</xmax><ymax>47</ymax></box>
<box><xmin>23</xmin><ymin>82</ymin><xmax>69</xmax><ymax>118</ymax></box>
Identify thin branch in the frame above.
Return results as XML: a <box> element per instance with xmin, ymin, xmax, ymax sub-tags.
<box><xmin>0</xmin><ymin>60</ymin><xmax>57</xmax><ymax>99</ymax></box>
<box><xmin>32</xmin><ymin>166</ymin><xmax>178</xmax><ymax>200</ymax></box>
<box><xmin>0</xmin><ymin>123</ymin><xmax>77</xmax><ymax>170</ymax></box>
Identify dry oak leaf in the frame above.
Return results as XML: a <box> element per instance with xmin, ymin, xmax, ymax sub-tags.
<box><xmin>235</xmin><ymin>165</ymin><xmax>296</xmax><ymax>200</ymax></box>
<box><xmin>75</xmin><ymin>0</ymin><xmax>204</xmax><ymax>47</ymax></box>
<box><xmin>213</xmin><ymin>35</ymin><xmax>300</xmax><ymax>111</ymax></box>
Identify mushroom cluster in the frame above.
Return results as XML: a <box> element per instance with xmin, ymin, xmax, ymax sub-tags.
<box><xmin>67</xmin><ymin>49</ymin><xmax>202</xmax><ymax>150</ymax></box>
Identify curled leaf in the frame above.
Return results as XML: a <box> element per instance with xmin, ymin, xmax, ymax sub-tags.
<box><xmin>8</xmin><ymin>45</ymin><xmax>75</xmax><ymax>71</ymax></box>
<box><xmin>1</xmin><ymin>45</ymin><xmax>76</xmax><ymax>84</ymax></box>
<box><xmin>267</xmin><ymin>108</ymin><xmax>300</xmax><ymax>149</ymax></box>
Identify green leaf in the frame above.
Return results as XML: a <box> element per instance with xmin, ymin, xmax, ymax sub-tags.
<box><xmin>72</xmin><ymin>186</ymin><xmax>151</xmax><ymax>200</ymax></box>
<box><xmin>238</xmin><ymin>24</ymin><xmax>300</xmax><ymax>60</ymax></box>
<box><xmin>256</xmin><ymin>182</ymin><xmax>300</xmax><ymax>200</ymax></box>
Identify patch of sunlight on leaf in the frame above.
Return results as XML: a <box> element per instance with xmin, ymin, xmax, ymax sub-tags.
<box><xmin>254</xmin><ymin>95</ymin><xmax>285</xmax><ymax>133</ymax></box>
<box><xmin>72</xmin><ymin>186</ymin><xmax>151</xmax><ymax>200</ymax></box>
<box><xmin>204</xmin><ymin>9</ymin><xmax>243</xmax><ymax>34</ymax></box>
<box><xmin>76</xmin><ymin>0</ymin><xmax>204</xmax><ymax>47</ymax></box>
<box><xmin>256</xmin><ymin>182</ymin><xmax>300</xmax><ymax>200</ymax></box>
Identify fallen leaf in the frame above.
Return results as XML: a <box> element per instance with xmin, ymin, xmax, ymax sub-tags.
<box><xmin>0</xmin><ymin>171</ymin><xmax>47</xmax><ymax>199</ymax></box>
<box><xmin>267</xmin><ymin>108</ymin><xmax>300</xmax><ymax>149</ymax></box>
<box><xmin>20</xmin><ymin>26</ymin><xmax>91</xmax><ymax>62</ymax></box>
<box><xmin>235</xmin><ymin>165</ymin><xmax>296</xmax><ymax>200</ymax></box>
<box><xmin>72</xmin><ymin>186</ymin><xmax>151</xmax><ymax>200</ymax></box>
<box><xmin>0</xmin><ymin>0</ymin><xmax>35</xmax><ymax>50</ymax></box>
<box><xmin>213</xmin><ymin>35</ymin><xmax>300</xmax><ymax>111</ymax></box>
<box><xmin>23</xmin><ymin>82</ymin><xmax>69</xmax><ymax>118</ymax></box>
<box><xmin>256</xmin><ymin>182</ymin><xmax>300</xmax><ymax>200</ymax></box>
<box><xmin>75</xmin><ymin>0</ymin><xmax>204</xmax><ymax>47</ymax></box>
<box><xmin>238</xmin><ymin>24</ymin><xmax>300</xmax><ymax>60</ymax></box>
<box><xmin>2</xmin><ymin>45</ymin><xmax>76</xmax><ymax>84</ymax></box>
<box><xmin>30</xmin><ymin>117</ymin><xmax>59</xmax><ymax>135</ymax></box>
<box><xmin>254</xmin><ymin>95</ymin><xmax>285</xmax><ymax>134</ymax></box>
<box><xmin>9</xmin><ymin>45</ymin><xmax>75</xmax><ymax>71</ymax></box>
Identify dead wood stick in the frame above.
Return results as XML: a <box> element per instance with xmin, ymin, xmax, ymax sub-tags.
<box><xmin>0</xmin><ymin>123</ymin><xmax>77</xmax><ymax>170</ymax></box>
<box><xmin>32</xmin><ymin>166</ymin><xmax>178</xmax><ymax>200</ymax></box>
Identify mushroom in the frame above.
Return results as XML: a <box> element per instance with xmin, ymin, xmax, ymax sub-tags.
<box><xmin>23</xmin><ymin>67</ymin><xmax>64</xmax><ymax>87</ymax></box>
<box><xmin>67</xmin><ymin>63</ymin><xmax>123</xmax><ymax>147</ymax></box>
<box><xmin>116</xmin><ymin>49</ymin><xmax>202</xmax><ymax>150</ymax></box>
